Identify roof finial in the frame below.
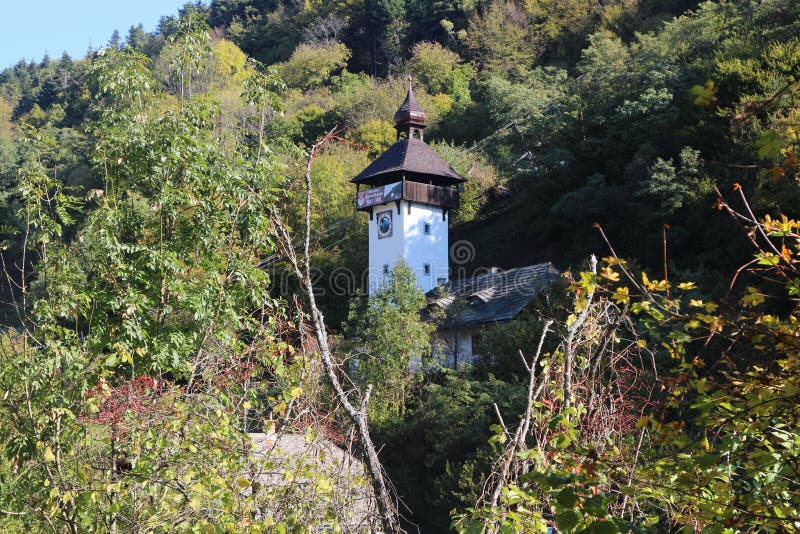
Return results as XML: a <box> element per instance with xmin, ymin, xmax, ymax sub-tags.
<box><xmin>407</xmin><ymin>74</ymin><xmax>413</xmax><ymax>91</ymax></box>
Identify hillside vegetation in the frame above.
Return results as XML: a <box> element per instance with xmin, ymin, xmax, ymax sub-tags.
<box><xmin>0</xmin><ymin>1</ymin><xmax>798</xmax><ymax>532</ymax></box>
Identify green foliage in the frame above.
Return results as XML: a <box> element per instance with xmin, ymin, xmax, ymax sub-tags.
<box><xmin>460</xmin><ymin>0</ymin><xmax>800</xmax><ymax>274</ymax></box>
<box><xmin>407</xmin><ymin>41</ymin><xmax>473</xmax><ymax>105</ymax></box>
<box><xmin>428</xmin><ymin>142</ymin><xmax>504</xmax><ymax>225</ymax></box>
<box><xmin>295</xmin><ymin>104</ymin><xmax>330</xmax><ymax>144</ymax></box>
<box><xmin>163</xmin><ymin>11</ymin><xmax>213</xmax><ymax>102</ymax></box>
<box><xmin>280</xmin><ymin>41</ymin><xmax>351</xmax><ymax>91</ymax></box>
<box><xmin>350</xmin><ymin>118</ymin><xmax>395</xmax><ymax>157</ymax></box>
<box><xmin>0</xmin><ymin>1</ymin><xmax>799</xmax><ymax>531</ymax></box>
<box><xmin>92</xmin><ymin>47</ymin><xmax>155</xmax><ymax>115</ymax></box>
<box><xmin>345</xmin><ymin>262</ymin><xmax>433</xmax><ymax>426</ymax></box>
<box><xmin>635</xmin><ymin>146</ymin><xmax>704</xmax><ymax>216</ymax></box>
<box><xmin>309</xmin><ymin>142</ymin><xmax>371</xmax><ymax>225</ymax></box>
<box><xmin>380</xmin><ymin>371</ymin><xmax>525</xmax><ymax>532</ymax></box>
<box><xmin>463</xmin><ymin>1</ymin><xmax>542</xmax><ymax>73</ymax></box>
<box><xmin>585</xmin><ymin>209</ymin><xmax>800</xmax><ymax>530</ymax></box>
<box><xmin>0</xmin><ymin>96</ymin><xmax>13</xmax><ymax>141</ymax></box>
<box><xmin>330</xmin><ymin>74</ymin><xmax>441</xmax><ymax>129</ymax></box>
<box><xmin>458</xmin><ymin>202</ymin><xmax>800</xmax><ymax>531</ymax></box>
<box><xmin>473</xmin><ymin>313</ymin><xmax>551</xmax><ymax>381</ymax></box>
<box><xmin>0</xmin><ymin>37</ymin><xmax>372</xmax><ymax>532</ymax></box>
<box><xmin>210</xmin><ymin>38</ymin><xmax>252</xmax><ymax>86</ymax></box>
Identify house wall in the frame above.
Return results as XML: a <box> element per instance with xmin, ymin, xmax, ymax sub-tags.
<box><xmin>368</xmin><ymin>199</ymin><xmax>449</xmax><ymax>295</ymax></box>
<box><xmin>434</xmin><ymin>328</ymin><xmax>475</xmax><ymax>369</ymax></box>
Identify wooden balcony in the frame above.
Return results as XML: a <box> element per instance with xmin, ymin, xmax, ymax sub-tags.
<box><xmin>402</xmin><ymin>181</ymin><xmax>460</xmax><ymax>209</ymax></box>
<box><xmin>357</xmin><ymin>180</ymin><xmax>460</xmax><ymax>211</ymax></box>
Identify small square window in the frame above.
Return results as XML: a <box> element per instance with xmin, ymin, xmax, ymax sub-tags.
<box><xmin>423</xmin><ymin>223</ymin><xmax>431</xmax><ymax>235</ymax></box>
<box><xmin>423</xmin><ymin>263</ymin><xmax>431</xmax><ymax>276</ymax></box>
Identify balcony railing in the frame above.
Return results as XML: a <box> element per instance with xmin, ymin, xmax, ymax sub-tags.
<box><xmin>403</xmin><ymin>181</ymin><xmax>460</xmax><ymax>209</ymax></box>
<box><xmin>356</xmin><ymin>181</ymin><xmax>459</xmax><ymax>211</ymax></box>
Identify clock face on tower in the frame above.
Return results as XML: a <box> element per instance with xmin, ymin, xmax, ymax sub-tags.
<box><xmin>377</xmin><ymin>210</ymin><xmax>392</xmax><ymax>239</ymax></box>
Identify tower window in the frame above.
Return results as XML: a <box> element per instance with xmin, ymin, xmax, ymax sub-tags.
<box><xmin>424</xmin><ymin>223</ymin><xmax>431</xmax><ymax>235</ymax></box>
<box><xmin>383</xmin><ymin>264</ymin><xmax>390</xmax><ymax>275</ymax></box>
<box><xmin>423</xmin><ymin>263</ymin><xmax>431</xmax><ymax>276</ymax></box>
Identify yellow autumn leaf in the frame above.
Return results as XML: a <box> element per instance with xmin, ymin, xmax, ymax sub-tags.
<box><xmin>603</xmin><ymin>256</ymin><xmax>627</xmax><ymax>266</ymax></box>
<box><xmin>612</xmin><ymin>286</ymin><xmax>630</xmax><ymax>305</ymax></box>
<box><xmin>317</xmin><ymin>478</ymin><xmax>333</xmax><ymax>493</ymax></box>
<box><xmin>781</xmin><ymin>243</ymin><xmax>792</xmax><ymax>262</ymax></box>
<box><xmin>601</xmin><ymin>266</ymin><xmax>620</xmax><ymax>281</ymax></box>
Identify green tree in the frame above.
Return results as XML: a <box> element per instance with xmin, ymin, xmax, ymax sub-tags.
<box><xmin>160</xmin><ymin>11</ymin><xmax>213</xmax><ymax>104</ymax></box>
<box><xmin>350</xmin><ymin>118</ymin><xmax>395</xmax><ymax>156</ymax></box>
<box><xmin>210</xmin><ymin>38</ymin><xmax>252</xmax><ymax>87</ymax></box>
<box><xmin>407</xmin><ymin>41</ymin><xmax>473</xmax><ymax>104</ymax></box>
<box><xmin>345</xmin><ymin>261</ymin><xmax>433</xmax><ymax>425</ymax></box>
<box><xmin>0</xmin><ymin>43</ymin><xmax>376</xmax><ymax>532</ymax></box>
<box><xmin>463</xmin><ymin>1</ymin><xmax>541</xmax><ymax>73</ymax></box>
<box><xmin>0</xmin><ymin>96</ymin><xmax>13</xmax><ymax>141</ymax></box>
<box><xmin>280</xmin><ymin>41</ymin><xmax>351</xmax><ymax>91</ymax></box>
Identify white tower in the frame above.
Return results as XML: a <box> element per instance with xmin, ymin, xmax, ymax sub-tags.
<box><xmin>352</xmin><ymin>86</ymin><xmax>466</xmax><ymax>295</ymax></box>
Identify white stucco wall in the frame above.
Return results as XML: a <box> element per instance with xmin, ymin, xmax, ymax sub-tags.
<box><xmin>367</xmin><ymin>199</ymin><xmax>449</xmax><ymax>295</ymax></box>
<box><xmin>403</xmin><ymin>202</ymin><xmax>449</xmax><ymax>293</ymax></box>
<box><xmin>367</xmin><ymin>203</ymin><xmax>403</xmax><ymax>295</ymax></box>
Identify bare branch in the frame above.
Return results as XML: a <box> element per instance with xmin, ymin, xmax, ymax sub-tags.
<box><xmin>492</xmin><ymin>402</ymin><xmax>509</xmax><ymax>439</ymax></box>
<box><xmin>488</xmin><ymin>320</ymin><xmax>552</xmax><ymax>511</ymax></box>
<box><xmin>564</xmin><ymin>255</ymin><xmax>597</xmax><ymax>411</ymax></box>
<box><xmin>271</xmin><ymin>130</ymin><xmax>401</xmax><ymax>532</ymax></box>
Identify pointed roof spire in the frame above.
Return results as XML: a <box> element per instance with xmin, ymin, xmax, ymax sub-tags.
<box><xmin>350</xmin><ymin>84</ymin><xmax>465</xmax><ymax>188</ymax></box>
<box><xmin>394</xmin><ymin>76</ymin><xmax>426</xmax><ymax>128</ymax></box>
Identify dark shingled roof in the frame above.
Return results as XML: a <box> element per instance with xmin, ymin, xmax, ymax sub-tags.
<box><xmin>427</xmin><ymin>263</ymin><xmax>561</xmax><ymax>328</ymax></box>
<box><xmin>350</xmin><ymin>137</ymin><xmax>466</xmax><ymax>186</ymax></box>
<box><xmin>394</xmin><ymin>87</ymin><xmax>426</xmax><ymax>125</ymax></box>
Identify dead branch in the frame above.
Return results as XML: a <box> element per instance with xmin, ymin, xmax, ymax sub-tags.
<box><xmin>564</xmin><ymin>255</ymin><xmax>597</xmax><ymax>412</ymax></box>
<box><xmin>271</xmin><ymin>129</ymin><xmax>401</xmax><ymax>533</ymax></box>
<box><xmin>489</xmin><ymin>320</ymin><xmax>552</xmax><ymax>511</ymax></box>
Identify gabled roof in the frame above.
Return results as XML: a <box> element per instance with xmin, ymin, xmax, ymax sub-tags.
<box><xmin>427</xmin><ymin>263</ymin><xmax>561</xmax><ymax>328</ymax></box>
<box><xmin>350</xmin><ymin>137</ymin><xmax>466</xmax><ymax>186</ymax></box>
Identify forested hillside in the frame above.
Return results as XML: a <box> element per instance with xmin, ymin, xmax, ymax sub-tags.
<box><xmin>0</xmin><ymin>1</ymin><xmax>798</xmax><ymax>532</ymax></box>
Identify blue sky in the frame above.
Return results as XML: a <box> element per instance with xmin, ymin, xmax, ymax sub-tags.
<box><xmin>0</xmin><ymin>1</ymin><xmax>191</xmax><ymax>69</ymax></box>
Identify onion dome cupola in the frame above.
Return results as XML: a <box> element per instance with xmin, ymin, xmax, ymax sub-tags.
<box><xmin>393</xmin><ymin>83</ymin><xmax>427</xmax><ymax>140</ymax></box>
